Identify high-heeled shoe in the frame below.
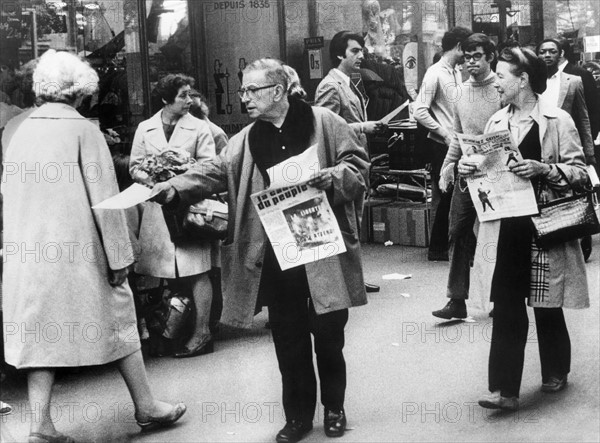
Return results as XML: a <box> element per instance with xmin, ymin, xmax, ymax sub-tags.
<box><xmin>28</xmin><ymin>432</ymin><xmax>75</xmax><ymax>443</ymax></box>
<box><xmin>135</xmin><ymin>402</ymin><xmax>187</xmax><ymax>431</ymax></box>
<box><xmin>173</xmin><ymin>339</ymin><xmax>214</xmax><ymax>358</ymax></box>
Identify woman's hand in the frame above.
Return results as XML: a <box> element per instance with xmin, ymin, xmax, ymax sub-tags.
<box><xmin>308</xmin><ymin>169</ymin><xmax>334</xmax><ymax>191</ymax></box>
<box><xmin>457</xmin><ymin>157</ymin><xmax>478</xmax><ymax>177</ymax></box>
<box><xmin>109</xmin><ymin>267</ymin><xmax>129</xmax><ymax>287</ymax></box>
<box><xmin>509</xmin><ymin>160</ymin><xmax>551</xmax><ymax>179</ymax></box>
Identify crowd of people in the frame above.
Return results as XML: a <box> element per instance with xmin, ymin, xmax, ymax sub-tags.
<box><xmin>0</xmin><ymin>23</ymin><xmax>598</xmax><ymax>443</ymax></box>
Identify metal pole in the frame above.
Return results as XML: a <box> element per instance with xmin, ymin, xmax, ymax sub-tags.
<box><xmin>31</xmin><ymin>8</ymin><xmax>38</xmax><ymax>58</ymax></box>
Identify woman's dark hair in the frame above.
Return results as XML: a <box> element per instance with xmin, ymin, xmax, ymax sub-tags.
<box><xmin>441</xmin><ymin>26</ymin><xmax>472</xmax><ymax>52</ymax></box>
<box><xmin>498</xmin><ymin>46</ymin><xmax>547</xmax><ymax>94</ymax></box>
<box><xmin>462</xmin><ymin>33</ymin><xmax>496</xmax><ymax>60</ymax></box>
<box><xmin>329</xmin><ymin>31</ymin><xmax>365</xmax><ymax>66</ymax></box>
<box><xmin>154</xmin><ymin>73</ymin><xmax>194</xmax><ymax>104</ymax></box>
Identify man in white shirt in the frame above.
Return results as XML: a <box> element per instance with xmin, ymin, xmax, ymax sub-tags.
<box><xmin>414</xmin><ymin>26</ymin><xmax>472</xmax><ymax>261</ymax></box>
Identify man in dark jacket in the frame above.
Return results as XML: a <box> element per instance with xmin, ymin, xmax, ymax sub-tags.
<box><xmin>151</xmin><ymin>59</ymin><xmax>369</xmax><ymax>443</ymax></box>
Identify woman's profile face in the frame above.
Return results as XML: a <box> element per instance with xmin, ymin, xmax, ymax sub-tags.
<box><xmin>494</xmin><ymin>61</ymin><xmax>522</xmax><ymax>105</ymax></box>
<box><xmin>164</xmin><ymin>85</ymin><xmax>192</xmax><ymax>117</ymax></box>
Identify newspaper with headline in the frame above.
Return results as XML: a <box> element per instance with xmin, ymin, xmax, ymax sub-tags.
<box><xmin>251</xmin><ymin>145</ymin><xmax>346</xmax><ymax>270</ymax></box>
<box><xmin>457</xmin><ymin>130</ymin><xmax>538</xmax><ymax>222</ymax></box>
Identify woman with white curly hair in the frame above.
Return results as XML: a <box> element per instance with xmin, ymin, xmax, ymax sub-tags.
<box><xmin>2</xmin><ymin>50</ymin><xmax>186</xmax><ymax>443</ymax></box>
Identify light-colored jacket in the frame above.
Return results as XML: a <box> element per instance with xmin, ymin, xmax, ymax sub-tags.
<box><xmin>169</xmin><ymin>106</ymin><xmax>370</xmax><ymax>328</ymax></box>
<box><xmin>2</xmin><ymin>103</ymin><xmax>139</xmax><ymax>368</ymax></box>
<box><xmin>315</xmin><ymin>69</ymin><xmax>368</xmax><ymax>148</ymax></box>
<box><xmin>472</xmin><ymin>98</ymin><xmax>590</xmax><ymax>309</ymax></box>
<box><xmin>129</xmin><ymin>110</ymin><xmax>216</xmax><ymax>278</ymax></box>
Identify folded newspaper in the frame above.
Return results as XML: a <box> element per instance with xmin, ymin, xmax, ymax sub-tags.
<box><xmin>251</xmin><ymin>145</ymin><xmax>346</xmax><ymax>270</ymax></box>
<box><xmin>457</xmin><ymin>130</ymin><xmax>538</xmax><ymax>222</ymax></box>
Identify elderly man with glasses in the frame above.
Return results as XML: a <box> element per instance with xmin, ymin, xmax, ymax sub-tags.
<box><xmin>151</xmin><ymin>58</ymin><xmax>369</xmax><ymax>443</ymax></box>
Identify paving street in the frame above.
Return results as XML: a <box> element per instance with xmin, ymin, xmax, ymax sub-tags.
<box><xmin>2</xmin><ymin>239</ymin><xmax>599</xmax><ymax>443</ymax></box>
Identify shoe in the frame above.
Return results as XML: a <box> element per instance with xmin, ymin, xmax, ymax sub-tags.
<box><xmin>28</xmin><ymin>432</ymin><xmax>75</xmax><ymax>443</ymax></box>
<box><xmin>428</xmin><ymin>251</ymin><xmax>449</xmax><ymax>261</ymax></box>
<box><xmin>478</xmin><ymin>392</ymin><xmax>519</xmax><ymax>411</ymax></box>
<box><xmin>173</xmin><ymin>339</ymin><xmax>214</xmax><ymax>358</ymax></box>
<box><xmin>489</xmin><ymin>308</ymin><xmax>494</xmax><ymax>318</ymax></box>
<box><xmin>0</xmin><ymin>400</ymin><xmax>12</xmax><ymax>416</ymax></box>
<box><xmin>136</xmin><ymin>402</ymin><xmax>187</xmax><ymax>431</ymax></box>
<box><xmin>432</xmin><ymin>299</ymin><xmax>467</xmax><ymax>320</ymax></box>
<box><xmin>324</xmin><ymin>409</ymin><xmax>347</xmax><ymax>438</ymax></box>
<box><xmin>541</xmin><ymin>375</ymin><xmax>568</xmax><ymax>393</ymax></box>
<box><xmin>275</xmin><ymin>420</ymin><xmax>313</xmax><ymax>443</ymax></box>
<box><xmin>365</xmin><ymin>283</ymin><xmax>380</xmax><ymax>293</ymax></box>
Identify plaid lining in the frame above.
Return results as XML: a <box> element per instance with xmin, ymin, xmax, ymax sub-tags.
<box><xmin>529</xmin><ymin>239</ymin><xmax>549</xmax><ymax>303</ymax></box>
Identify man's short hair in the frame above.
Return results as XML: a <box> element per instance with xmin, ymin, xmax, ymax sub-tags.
<box><xmin>154</xmin><ymin>74</ymin><xmax>195</xmax><ymax>105</ymax></box>
<box><xmin>536</xmin><ymin>38</ymin><xmax>562</xmax><ymax>56</ymax></box>
<box><xmin>243</xmin><ymin>58</ymin><xmax>289</xmax><ymax>92</ymax></box>
<box><xmin>556</xmin><ymin>36</ymin><xmax>573</xmax><ymax>59</ymax></box>
<box><xmin>441</xmin><ymin>26</ymin><xmax>472</xmax><ymax>52</ymax></box>
<box><xmin>329</xmin><ymin>31</ymin><xmax>365</xmax><ymax>67</ymax></box>
<box><xmin>462</xmin><ymin>33</ymin><xmax>496</xmax><ymax>60</ymax></box>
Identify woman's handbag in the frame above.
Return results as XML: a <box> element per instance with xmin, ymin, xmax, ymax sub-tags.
<box><xmin>183</xmin><ymin>199</ymin><xmax>228</xmax><ymax>241</ymax></box>
<box><xmin>530</xmin><ymin>166</ymin><xmax>600</xmax><ymax>249</ymax></box>
<box><xmin>162</xmin><ymin>198</ymin><xmax>228</xmax><ymax>243</ymax></box>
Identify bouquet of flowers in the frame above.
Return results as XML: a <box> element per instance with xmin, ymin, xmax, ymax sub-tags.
<box><xmin>132</xmin><ymin>149</ymin><xmax>197</xmax><ymax>187</ymax></box>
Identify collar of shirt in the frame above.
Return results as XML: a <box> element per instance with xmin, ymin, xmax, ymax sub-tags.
<box><xmin>249</xmin><ymin>97</ymin><xmax>315</xmax><ymax>185</ymax></box>
<box><xmin>332</xmin><ymin>68</ymin><xmax>351</xmax><ymax>87</ymax></box>
<box><xmin>507</xmin><ymin>100</ymin><xmax>540</xmax><ymax>145</ymax></box>
<box><xmin>558</xmin><ymin>60</ymin><xmax>568</xmax><ymax>72</ymax></box>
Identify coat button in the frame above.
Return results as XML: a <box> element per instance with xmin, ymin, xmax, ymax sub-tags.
<box><xmin>255</xmin><ymin>262</ymin><xmax>262</xmax><ymax>268</ymax></box>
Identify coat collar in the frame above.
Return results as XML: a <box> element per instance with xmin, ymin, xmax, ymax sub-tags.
<box><xmin>144</xmin><ymin>109</ymin><xmax>198</xmax><ymax>151</ymax></box>
<box><xmin>30</xmin><ymin>102</ymin><xmax>86</xmax><ymax>119</ymax></box>
<box><xmin>326</xmin><ymin>69</ymin><xmax>367</xmax><ymax>120</ymax></box>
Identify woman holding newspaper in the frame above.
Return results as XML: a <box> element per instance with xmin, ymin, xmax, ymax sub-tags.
<box><xmin>459</xmin><ymin>46</ymin><xmax>590</xmax><ymax>411</ymax></box>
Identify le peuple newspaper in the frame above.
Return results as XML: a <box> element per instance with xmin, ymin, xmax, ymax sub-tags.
<box><xmin>251</xmin><ymin>145</ymin><xmax>346</xmax><ymax>271</ymax></box>
<box><xmin>457</xmin><ymin>130</ymin><xmax>538</xmax><ymax>222</ymax></box>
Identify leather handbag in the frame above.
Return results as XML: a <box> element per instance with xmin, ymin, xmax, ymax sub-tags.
<box><xmin>530</xmin><ymin>166</ymin><xmax>600</xmax><ymax>249</ymax></box>
<box><xmin>183</xmin><ymin>199</ymin><xmax>228</xmax><ymax>241</ymax></box>
<box><xmin>162</xmin><ymin>198</ymin><xmax>228</xmax><ymax>243</ymax></box>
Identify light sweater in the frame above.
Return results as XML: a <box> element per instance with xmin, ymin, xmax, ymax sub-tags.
<box><xmin>442</xmin><ymin>74</ymin><xmax>502</xmax><ymax>170</ymax></box>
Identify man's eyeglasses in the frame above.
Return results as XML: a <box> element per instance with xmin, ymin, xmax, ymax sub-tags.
<box><xmin>238</xmin><ymin>84</ymin><xmax>278</xmax><ymax>99</ymax></box>
<box><xmin>464</xmin><ymin>52</ymin><xmax>484</xmax><ymax>61</ymax></box>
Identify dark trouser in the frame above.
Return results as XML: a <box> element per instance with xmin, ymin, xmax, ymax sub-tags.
<box><xmin>447</xmin><ymin>178</ymin><xmax>477</xmax><ymax>299</ymax></box>
<box><xmin>534</xmin><ymin>308</ymin><xmax>571</xmax><ymax>383</ymax></box>
<box><xmin>488</xmin><ymin>217</ymin><xmax>531</xmax><ymax>398</ymax></box>
<box><xmin>262</xmin><ymin>246</ymin><xmax>348</xmax><ymax>422</ymax></box>
<box><xmin>427</xmin><ymin>139</ymin><xmax>451</xmax><ymax>257</ymax></box>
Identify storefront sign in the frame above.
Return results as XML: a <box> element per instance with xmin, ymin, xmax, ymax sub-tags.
<box><xmin>202</xmin><ymin>0</ymin><xmax>281</xmax><ymax>136</ymax></box>
<box><xmin>308</xmin><ymin>49</ymin><xmax>322</xmax><ymax>79</ymax></box>
<box><xmin>584</xmin><ymin>35</ymin><xmax>600</xmax><ymax>54</ymax></box>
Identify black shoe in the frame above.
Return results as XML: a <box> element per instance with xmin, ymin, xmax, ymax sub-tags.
<box><xmin>275</xmin><ymin>420</ymin><xmax>313</xmax><ymax>443</ymax></box>
<box><xmin>428</xmin><ymin>251</ymin><xmax>449</xmax><ymax>261</ymax></box>
<box><xmin>365</xmin><ymin>283</ymin><xmax>380</xmax><ymax>293</ymax></box>
<box><xmin>581</xmin><ymin>236</ymin><xmax>592</xmax><ymax>262</ymax></box>
<box><xmin>432</xmin><ymin>299</ymin><xmax>467</xmax><ymax>320</ymax></box>
<box><xmin>324</xmin><ymin>409</ymin><xmax>346</xmax><ymax>438</ymax></box>
<box><xmin>173</xmin><ymin>339</ymin><xmax>214</xmax><ymax>358</ymax></box>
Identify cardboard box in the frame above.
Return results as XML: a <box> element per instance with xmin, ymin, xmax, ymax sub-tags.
<box><xmin>360</xmin><ymin>198</ymin><xmax>389</xmax><ymax>243</ymax></box>
<box><xmin>371</xmin><ymin>203</ymin><xmax>430</xmax><ymax>247</ymax></box>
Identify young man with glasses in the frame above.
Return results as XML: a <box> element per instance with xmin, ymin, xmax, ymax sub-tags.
<box><xmin>151</xmin><ymin>58</ymin><xmax>369</xmax><ymax>443</ymax></box>
<box><xmin>414</xmin><ymin>26</ymin><xmax>473</xmax><ymax>262</ymax></box>
<box><xmin>432</xmin><ymin>33</ymin><xmax>503</xmax><ymax>320</ymax></box>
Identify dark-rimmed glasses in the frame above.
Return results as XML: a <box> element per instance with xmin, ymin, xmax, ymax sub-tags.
<box><xmin>238</xmin><ymin>84</ymin><xmax>278</xmax><ymax>99</ymax></box>
<box><xmin>464</xmin><ymin>52</ymin><xmax>484</xmax><ymax>61</ymax></box>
